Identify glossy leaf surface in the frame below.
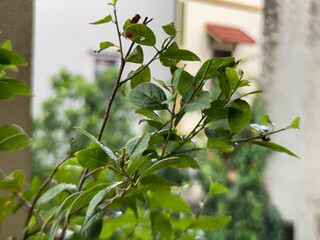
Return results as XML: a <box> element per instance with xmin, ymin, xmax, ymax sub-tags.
<box><xmin>0</xmin><ymin>124</ymin><xmax>32</xmax><ymax>151</ymax></box>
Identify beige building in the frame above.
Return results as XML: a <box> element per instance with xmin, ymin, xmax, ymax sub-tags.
<box><xmin>176</xmin><ymin>0</ymin><xmax>262</xmax><ymax>77</ymax></box>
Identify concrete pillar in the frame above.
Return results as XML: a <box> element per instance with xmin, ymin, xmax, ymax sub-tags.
<box><xmin>0</xmin><ymin>0</ymin><xmax>33</xmax><ymax>238</ymax></box>
<box><xmin>263</xmin><ymin>0</ymin><xmax>320</xmax><ymax>239</ymax></box>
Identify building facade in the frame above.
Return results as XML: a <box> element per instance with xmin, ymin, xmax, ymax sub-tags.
<box><xmin>263</xmin><ymin>1</ymin><xmax>320</xmax><ymax>239</ymax></box>
<box><xmin>33</xmin><ymin>0</ymin><xmax>175</xmax><ymax>114</ymax></box>
<box><xmin>0</xmin><ymin>0</ymin><xmax>33</xmax><ymax>238</ymax></box>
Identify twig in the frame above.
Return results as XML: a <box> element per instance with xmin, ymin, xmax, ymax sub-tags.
<box><xmin>23</xmin><ymin>155</ymin><xmax>71</xmax><ymax>239</ymax></box>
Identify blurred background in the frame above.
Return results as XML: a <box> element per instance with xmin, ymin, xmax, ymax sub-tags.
<box><xmin>1</xmin><ymin>0</ymin><xmax>320</xmax><ymax>239</ymax></box>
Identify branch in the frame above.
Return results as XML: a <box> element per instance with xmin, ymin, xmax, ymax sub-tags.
<box><xmin>230</xmin><ymin>127</ymin><xmax>289</xmax><ymax>144</ymax></box>
<box><xmin>23</xmin><ymin>155</ymin><xmax>71</xmax><ymax>239</ymax></box>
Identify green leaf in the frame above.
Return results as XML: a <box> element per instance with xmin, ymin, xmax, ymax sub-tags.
<box><xmin>129</xmin><ymin>82</ymin><xmax>168</xmax><ymax>110</ymax></box>
<box><xmin>125</xmin><ymin>24</ymin><xmax>156</xmax><ymax>46</ymax></box>
<box><xmin>100</xmin><ymin>209</ymin><xmax>138</xmax><ymax>238</ymax></box>
<box><xmin>233</xmin><ymin>90</ymin><xmax>263</xmax><ymax>102</ymax></box>
<box><xmin>1</xmin><ymin>40</ymin><xmax>12</xmax><ymax>50</ymax></box>
<box><xmin>162</xmin><ymin>22</ymin><xmax>177</xmax><ymax>36</ymax></box>
<box><xmin>90</xmin><ymin>15</ymin><xmax>112</xmax><ymax>25</ymax></box>
<box><xmin>205</xmin><ymin>128</ymin><xmax>234</xmax><ymax>152</ymax></box>
<box><xmin>99</xmin><ymin>41</ymin><xmax>114</xmax><ymax>51</ymax></box>
<box><xmin>239</xmin><ymin>79</ymin><xmax>250</xmax><ymax>87</ymax></box>
<box><xmin>148</xmin><ymin>190</ymin><xmax>192</xmax><ymax>214</ymax></box>
<box><xmin>154</xmin><ymin>78</ymin><xmax>172</xmax><ymax>93</ymax></box>
<box><xmin>150</xmin><ymin>212</ymin><xmax>173</xmax><ymax>239</ymax></box>
<box><xmin>251</xmin><ymin>141</ymin><xmax>300</xmax><ymax>159</ymax></box>
<box><xmin>76</xmin><ymin>143</ymin><xmax>110</xmax><ymax>169</ymax></box>
<box><xmin>172</xmin><ymin>68</ymin><xmax>193</xmax><ymax>95</ymax></box>
<box><xmin>85</xmin><ymin>181</ymin><xmax>122</xmax><ymax>224</ymax></box>
<box><xmin>203</xmin><ymin>100</ymin><xmax>228</xmax><ymax>122</ymax></box>
<box><xmin>228</xmin><ymin>99</ymin><xmax>252</xmax><ymax>134</ymax></box>
<box><xmin>139</xmin><ymin>119</ymin><xmax>163</xmax><ymax>130</ymax></box>
<box><xmin>137</xmin><ymin>108</ymin><xmax>163</xmax><ymax>129</ymax></box>
<box><xmin>125</xmin><ymin>133</ymin><xmax>150</xmax><ymax>159</ymax></box>
<box><xmin>194</xmin><ymin>57</ymin><xmax>235</xmax><ymax>83</ymax></box>
<box><xmin>218</xmin><ymin>73</ymin><xmax>231</xmax><ymax>98</ymax></box>
<box><xmin>289</xmin><ymin>116</ymin><xmax>300</xmax><ymax>129</ymax></box>
<box><xmin>0</xmin><ymin>170</ymin><xmax>24</xmax><ymax>193</ymax></box>
<box><xmin>127</xmin><ymin>154</ymin><xmax>152</xmax><ymax>176</ymax></box>
<box><xmin>0</xmin><ymin>124</ymin><xmax>32</xmax><ymax>151</ymax></box>
<box><xmin>107</xmin><ymin>0</ymin><xmax>118</xmax><ymax>7</ymax></box>
<box><xmin>160</xmin><ymin>49</ymin><xmax>200</xmax><ymax>67</ymax></box>
<box><xmin>185</xmin><ymin>91</ymin><xmax>211</xmax><ymax>112</ymax></box>
<box><xmin>209</xmin><ymin>182</ymin><xmax>229</xmax><ymax>196</ymax></box>
<box><xmin>81</xmin><ymin>211</ymin><xmax>104</xmax><ymax>240</ymax></box>
<box><xmin>0</xmin><ymin>196</ymin><xmax>16</xmax><ymax>225</ymax></box>
<box><xmin>261</xmin><ymin>114</ymin><xmax>273</xmax><ymax>125</ymax></box>
<box><xmin>0</xmin><ymin>48</ymin><xmax>28</xmax><ymax>66</ymax></box>
<box><xmin>189</xmin><ymin>216</ymin><xmax>231</xmax><ymax>230</ymax></box>
<box><xmin>125</xmin><ymin>45</ymin><xmax>144</xmax><ymax>63</ymax></box>
<box><xmin>74</xmin><ymin>127</ymin><xmax>117</xmax><ymax>163</ymax></box>
<box><xmin>43</xmin><ymin>192</ymin><xmax>81</xmax><ymax>233</ymax></box>
<box><xmin>150</xmin><ymin>129</ymin><xmax>183</xmax><ymax>144</ymax></box>
<box><xmin>135</xmin><ymin>109</ymin><xmax>162</xmax><ymax>122</ymax></box>
<box><xmin>226</xmin><ymin>67</ymin><xmax>239</xmax><ymax>89</ymax></box>
<box><xmin>37</xmin><ymin>184</ymin><xmax>77</xmax><ymax>205</ymax></box>
<box><xmin>122</xmin><ymin>19</ymin><xmax>132</xmax><ymax>31</ymax></box>
<box><xmin>0</xmin><ymin>78</ymin><xmax>32</xmax><ymax>100</ymax></box>
<box><xmin>66</xmin><ymin>184</ymin><xmax>109</xmax><ymax>219</ymax></box>
<box><xmin>131</xmin><ymin>66</ymin><xmax>151</xmax><ymax>89</ymax></box>
<box><xmin>176</xmin><ymin>155</ymin><xmax>200</xmax><ymax>168</ymax></box>
<box><xmin>141</xmin><ymin>156</ymin><xmax>199</xmax><ymax>177</ymax></box>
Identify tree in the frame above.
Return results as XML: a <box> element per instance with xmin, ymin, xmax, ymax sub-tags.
<box><xmin>32</xmin><ymin>68</ymin><xmax>135</xmax><ymax>179</ymax></box>
<box><xmin>0</xmin><ymin>1</ymin><xmax>299</xmax><ymax>239</ymax></box>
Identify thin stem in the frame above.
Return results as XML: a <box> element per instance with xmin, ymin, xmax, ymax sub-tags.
<box><xmin>97</xmin><ymin>60</ymin><xmax>125</xmax><ymax>141</ymax></box>
<box><xmin>23</xmin><ymin>155</ymin><xmax>71</xmax><ymax>239</ymax></box>
<box><xmin>160</xmin><ymin>99</ymin><xmax>177</xmax><ymax>158</ymax></box>
<box><xmin>114</xmin><ymin>8</ymin><xmax>124</xmax><ymax>58</ymax></box>
<box><xmin>169</xmin><ymin>115</ymin><xmax>206</xmax><ymax>156</ymax></box>
<box><xmin>231</xmin><ymin>127</ymin><xmax>289</xmax><ymax>143</ymax></box>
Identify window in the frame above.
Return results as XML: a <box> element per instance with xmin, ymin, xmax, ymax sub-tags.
<box><xmin>214</xmin><ymin>49</ymin><xmax>232</xmax><ymax>57</ymax></box>
<box><xmin>283</xmin><ymin>222</ymin><xmax>294</xmax><ymax>240</ymax></box>
<box><xmin>93</xmin><ymin>53</ymin><xmax>119</xmax><ymax>77</ymax></box>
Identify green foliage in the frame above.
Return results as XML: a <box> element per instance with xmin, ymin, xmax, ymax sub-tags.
<box><xmin>0</xmin><ymin>39</ymin><xmax>32</xmax><ymax>151</ymax></box>
<box><xmin>0</xmin><ymin>1</ymin><xmax>300</xmax><ymax>239</ymax></box>
<box><xmin>198</xmin><ymin>98</ymin><xmax>286</xmax><ymax>240</ymax></box>
<box><xmin>32</xmin><ymin>68</ymin><xmax>134</xmax><ymax>177</ymax></box>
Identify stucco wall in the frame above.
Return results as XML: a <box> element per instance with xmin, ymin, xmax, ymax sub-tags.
<box><xmin>0</xmin><ymin>0</ymin><xmax>33</xmax><ymax>238</ymax></box>
<box><xmin>181</xmin><ymin>0</ymin><xmax>262</xmax><ymax>77</ymax></box>
<box><xmin>33</xmin><ymin>0</ymin><xmax>175</xmax><ymax>114</ymax></box>
<box><xmin>263</xmin><ymin>0</ymin><xmax>320</xmax><ymax>239</ymax></box>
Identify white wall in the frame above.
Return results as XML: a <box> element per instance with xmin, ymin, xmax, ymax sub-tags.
<box><xmin>33</xmin><ymin>0</ymin><xmax>175</xmax><ymax>114</ymax></box>
<box><xmin>263</xmin><ymin>0</ymin><xmax>320</xmax><ymax>239</ymax></box>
